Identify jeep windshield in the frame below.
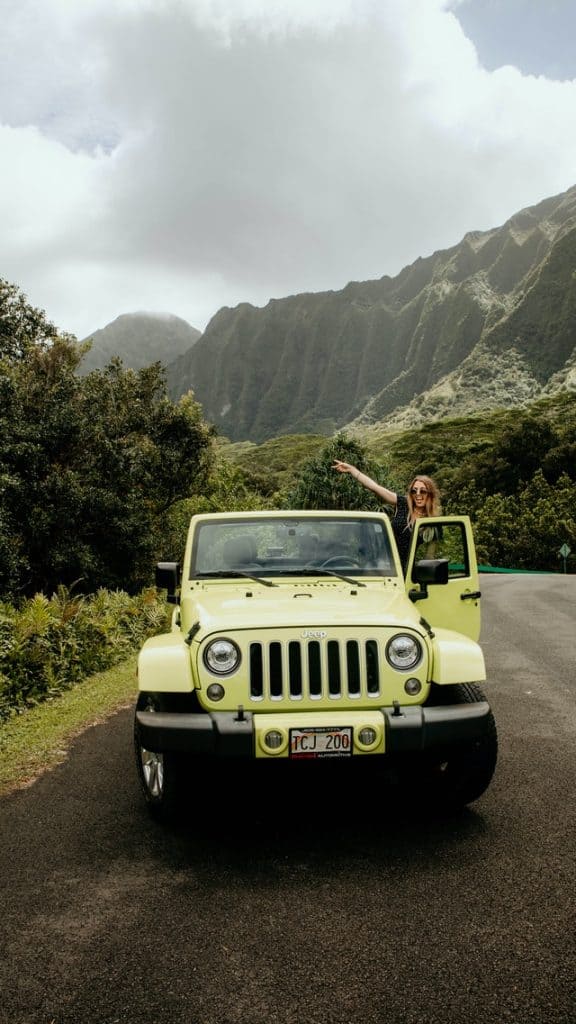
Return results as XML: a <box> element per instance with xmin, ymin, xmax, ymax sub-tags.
<box><xmin>191</xmin><ymin>516</ymin><xmax>398</xmax><ymax>579</ymax></box>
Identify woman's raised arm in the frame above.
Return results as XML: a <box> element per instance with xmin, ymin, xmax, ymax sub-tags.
<box><xmin>332</xmin><ymin>460</ymin><xmax>398</xmax><ymax>506</ymax></box>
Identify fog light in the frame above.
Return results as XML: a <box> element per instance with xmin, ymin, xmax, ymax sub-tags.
<box><xmin>206</xmin><ymin>683</ymin><xmax>225</xmax><ymax>701</ymax></box>
<box><xmin>404</xmin><ymin>677</ymin><xmax>422</xmax><ymax>696</ymax></box>
<box><xmin>264</xmin><ymin>729</ymin><xmax>284</xmax><ymax>750</ymax></box>
<box><xmin>358</xmin><ymin>727</ymin><xmax>377</xmax><ymax>745</ymax></box>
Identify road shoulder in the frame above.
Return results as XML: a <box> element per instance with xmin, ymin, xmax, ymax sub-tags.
<box><xmin>0</xmin><ymin>656</ymin><xmax>138</xmax><ymax>798</ymax></box>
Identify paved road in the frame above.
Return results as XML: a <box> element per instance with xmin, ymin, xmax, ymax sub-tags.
<box><xmin>1</xmin><ymin>575</ymin><xmax>576</xmax><ymax>1024</ymax></box>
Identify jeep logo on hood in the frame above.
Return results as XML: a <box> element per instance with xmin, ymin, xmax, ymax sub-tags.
<box><xmin>301</xmin><ymin>629</ymin><xmax>327</xmax><ymax>639</ymax></box>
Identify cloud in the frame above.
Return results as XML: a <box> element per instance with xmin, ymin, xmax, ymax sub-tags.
<box><xmin>0</xmin><ymin>0</ymin><xmax>575</xmax><ymax>338</ymax></box>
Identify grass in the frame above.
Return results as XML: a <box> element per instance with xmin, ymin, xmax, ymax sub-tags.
<box><xmin>0</xmin><ymin>656</ymin><xmax>138</xmax><ymax>798</ymax></box>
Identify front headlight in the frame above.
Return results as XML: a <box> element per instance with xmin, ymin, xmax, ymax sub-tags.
<box><xmin>386</xmin><ymin>634</ymin><xmax>422</xmax><ymax>671</ymax></box>
<box><xmin>204</xmin><ymin>638</ymin><xmax>241</xmax><ymax>675</ymax></box>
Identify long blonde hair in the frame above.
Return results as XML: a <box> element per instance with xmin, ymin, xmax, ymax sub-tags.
<box><xmin>406</xmin><ymin>475</ymin><xmax>441</xmax><ymax>519</ymax></box>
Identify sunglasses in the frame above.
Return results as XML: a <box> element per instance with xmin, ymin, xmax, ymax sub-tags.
<box><xmin>410</xmin><ymin>487</ymin><xmax>428</xmax><ymax>495</ymax></box>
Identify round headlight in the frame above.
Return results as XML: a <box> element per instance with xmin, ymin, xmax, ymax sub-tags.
<box><xmin>386</xmin><ymin>634</ymin><xmax>422</xmax><ymax>671</ymax></box>
<box><xmin>204</xmin><ymin>638</ymin><xmax>241</xmax><ymax>675</ymax></box>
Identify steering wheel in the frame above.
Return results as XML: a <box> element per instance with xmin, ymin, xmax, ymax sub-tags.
<box><xmin>318</xmin><ymin>556</ymin><xmax>360</xmax><ymax>569</ymax></box>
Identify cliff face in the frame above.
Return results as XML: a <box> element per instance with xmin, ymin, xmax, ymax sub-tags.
<box><xmin>166</xmin><ymin>186</ymin><xmax>576</xmax><ymax>441</ymax></box>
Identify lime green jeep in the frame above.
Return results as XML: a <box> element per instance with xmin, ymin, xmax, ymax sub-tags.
<box><xmin>134</xmin><ymin>510</ymin><xmax>497</xmax><ymax>818</ymax></box>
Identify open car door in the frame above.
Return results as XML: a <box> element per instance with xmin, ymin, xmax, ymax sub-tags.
<box><xmin>404</xmin><ymin>516</ymin><xmax>481</xmax><ymax>641</ymax></box>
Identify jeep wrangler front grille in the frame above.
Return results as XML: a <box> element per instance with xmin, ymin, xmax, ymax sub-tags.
<box><xmin>248</xmin><ymin>639</ymin><xmax>381</xmax><ymax>701</ymax></box>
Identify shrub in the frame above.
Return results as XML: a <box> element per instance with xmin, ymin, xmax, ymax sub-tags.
<box><xmin>0</xmin><ymin>586</ymin><xmax>169</xmax><ymax>720</ymax></box>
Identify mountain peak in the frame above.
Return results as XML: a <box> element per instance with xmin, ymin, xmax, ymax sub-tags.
<box><xmin>79</xmin><ymin>311</ymin><xmax>202</xmax><ymax>374</ymax></box>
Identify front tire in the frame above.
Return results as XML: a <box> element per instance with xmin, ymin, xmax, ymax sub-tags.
<box><xmin>420</xmin><ymin>683</ymin><xmax>498</xmax><ymax>811</ymax></box>
<box><xmin>134</xmin><ymin>709</ymin><xmax>185</xmax><ymax>821</ymax></box>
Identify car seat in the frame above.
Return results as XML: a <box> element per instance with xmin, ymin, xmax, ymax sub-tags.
<box><xmin>223</xmin><ymin>536</ymin><xmax>258</xmax><ymax>568</ymax></box>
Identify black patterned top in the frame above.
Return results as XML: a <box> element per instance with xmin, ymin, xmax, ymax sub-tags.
<box><xmin>391</xmin><ymin>494</ymin><xmax>412</xmax><ymax>573</ymax></box>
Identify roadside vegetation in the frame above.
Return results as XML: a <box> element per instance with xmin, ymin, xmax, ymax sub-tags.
<box><xmin>0</xmin><ymin>586</ymin><xmax>169</xmax><ymax>721</ymax></box>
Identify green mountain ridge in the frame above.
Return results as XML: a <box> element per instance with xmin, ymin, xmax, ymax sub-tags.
<box><xmin>165</xmin><ymin>184</ymin><xmax>576</xmax><ymax>442</ymax></box>
<box><xmin>357</xmin><ymin>216</ymin><xmax>576</xmax><ymax>435</ymax></box>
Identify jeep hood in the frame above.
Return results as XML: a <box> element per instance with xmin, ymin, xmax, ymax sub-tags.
<box><xmin>180</xmin><ymin>580</ymin><xmax>422</xmax><ymax>635</ymax></box>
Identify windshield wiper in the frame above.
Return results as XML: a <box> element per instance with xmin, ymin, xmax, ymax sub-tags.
<box><xmin>195</xmin><ymin>570</ymin><xmax>277</xmax><ymax>587</ymax></box>
<box><xmin>273</xmin><ymin>568</ymin><xmax>366</xmax><ymax>587</ymax></box>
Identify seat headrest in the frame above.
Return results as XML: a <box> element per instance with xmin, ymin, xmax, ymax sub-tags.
<box><xmin>223</xmin><ymin>536</ymin><xmax>256</xmax><ymax>567</ymax></box>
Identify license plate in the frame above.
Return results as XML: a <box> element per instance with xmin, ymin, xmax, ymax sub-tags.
<box><xmin>290</xmin><ymin>726</ymin><xmax>352</xmax><ymax>759</ymax></box>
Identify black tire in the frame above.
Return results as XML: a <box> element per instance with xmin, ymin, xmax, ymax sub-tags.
<box><xmin>133</xmin><ymin>708</ymin><xmax>185</xmax><ymax>822</ymax></box>
<box><xmin>420</xmin><ymin>683</ymin><xmax>498</xmax><ymax>811</ymax></box>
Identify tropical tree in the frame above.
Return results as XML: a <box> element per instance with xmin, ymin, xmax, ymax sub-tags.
<box><xmin>451</xmin><ymin>414</ymin><xmax>560</xmax><ymax>496</ymax></box>
<box><xmin>0</xmin><ymin>278</ymin><xmax>61</xmax><ymax>361</ymax></box>
<box><xmin>472</xmin><ymin>471</ymin><xmax>576</xmax><ymax>571</ymax></box>
<box><xmin>0</xmin><ymin>282</ymin><xmax>215</xmax><ymax>596</ymax></box>
<box><xmin>286</xmin><ymin>433</ymin><xmax>398</xmax><ymax>510</ymax></box>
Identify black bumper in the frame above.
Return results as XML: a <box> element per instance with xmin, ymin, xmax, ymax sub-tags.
<box><xmin>135</xmin><ymin>701</ymin><xmax>493</xmax><ymax>758</ymax></box>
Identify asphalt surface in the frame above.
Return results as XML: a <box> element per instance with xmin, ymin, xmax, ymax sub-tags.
<box><xmin>1</xmin><ymin>574</ymin><xmax>576</xmax><ymax>1024</ymax></box>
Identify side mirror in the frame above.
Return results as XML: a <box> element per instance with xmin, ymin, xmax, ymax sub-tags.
<box><xmin>409</xmin><ymin>558</ymin><xmax>449</xmax><ymax>602</ymax></box>
<box><xmin>156</xmin><ymin>561</ymin><xmax>181</xmax><ymax>604</ymax></box>
<box><xmin>412</xmin><ymin>558</ymin><xmax>449</xmax><ymax>586</ymax></box>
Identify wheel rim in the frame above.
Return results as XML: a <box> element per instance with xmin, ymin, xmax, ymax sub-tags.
<box><xmin>140</xmin><ymin>747</ymin><xmax>164</xmax><ymax>798</ymax></box>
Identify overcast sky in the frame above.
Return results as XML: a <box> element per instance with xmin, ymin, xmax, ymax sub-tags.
<box><xmin>1</xmin><ymin>0</ymin><xmax>576</xmax><ymax>339</ymax></box>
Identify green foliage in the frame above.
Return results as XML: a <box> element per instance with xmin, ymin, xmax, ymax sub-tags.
<box><xmin>0</xmin><ymin>281</ymin><xmax>215</xmax><ymax>596</ymax></box>
<box><xmin>222</xmin><ymin>434</ymin><xmax>329</xmax><ymax>502</ymax></box>
<box><xmin>470</xmin><ymin>472</ymin><xmax>576</xmax><ymax>571</ymax></box>
<box><xmin>199</xmin><ymin>457</ymin><xmax>272</xmax><ymax>513</ymax></box>
<box><xmin>448</xmin><ymin>415</ymin><xmax>560</xmax><ymax>495</ymax></box>
<box><xmin>285</xmin><ymin>434</ymin><xmax>399</xmax><ymax>510</ymax></box>
<box><xmin>0</xmin><ymin>278</ymin><xmax>61</xmax><ymax>361</ymax></box>
<box><xmin>0</xmin><ymin>586</ymin><xmax>169</xmax><ymax>720</ymax></box>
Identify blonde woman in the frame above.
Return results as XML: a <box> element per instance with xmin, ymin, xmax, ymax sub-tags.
<box><xmin>332</xmin><ymin>461</ymin><xmax>441</xmax><ymax>572</ymax></box>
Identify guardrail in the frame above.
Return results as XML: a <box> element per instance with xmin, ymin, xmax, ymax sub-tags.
<box><xmin>478</xmin><ymin>565</ymin><xmax>556</xmax><ymax>574</ymax></box>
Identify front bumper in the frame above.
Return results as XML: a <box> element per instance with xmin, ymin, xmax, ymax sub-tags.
<box><xmin>135</xmin><ymin>701</ymin><xmax>492</xmax><ymax>758</ymax></box>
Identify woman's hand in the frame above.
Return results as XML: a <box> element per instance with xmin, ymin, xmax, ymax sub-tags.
<box><xmin>332</xmin><ymin>460</ymin><xmax>356</xmax><ymax>475</ymax></box>
<box><xmin>333</xmin><ymin>460</ymin><xmax>397</xmax><ymax>506</ymax></box>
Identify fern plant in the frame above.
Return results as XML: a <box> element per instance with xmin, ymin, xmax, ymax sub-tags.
<box><xmin>0</xmin><ymin>587</ymin><xmax>170</xmax><ymax>721</ymax></box>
